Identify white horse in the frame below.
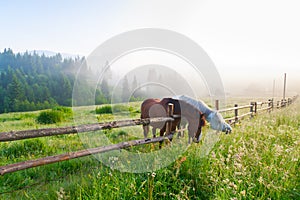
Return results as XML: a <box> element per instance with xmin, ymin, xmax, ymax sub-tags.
<box><xmin>173</xmin><ymin>95</ymin><xmax>232</xmax><ymax>133</ymax></box>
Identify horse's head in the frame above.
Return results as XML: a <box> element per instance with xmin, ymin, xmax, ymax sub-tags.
<box><xmin>207</xmin><ymin>111</ymin><xmax>232</xmax><ymax>133</ymax></box>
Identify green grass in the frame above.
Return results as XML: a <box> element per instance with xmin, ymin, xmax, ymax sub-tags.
<box><xmin>95</xmin><ymin>105</ymin><xmax>113</xmax><ymax>114</ymax></box>
<box><xmin>36</xmin><ymin>106</ymin><xmax>73</xmax><ymax>124</ymax></box>
<box><xmin>0</xmin><ymin>100</ymin><xmax>299</xmax><ymax>199</ymax></box>
<box><xmin>95</xmin><ymin>103</ymin><xmax>141</xmax><ymax>115</ymax></box>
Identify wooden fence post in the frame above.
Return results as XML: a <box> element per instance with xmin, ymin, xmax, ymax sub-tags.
<box><xmin>215</xmin><ymin>100</ymin><xmax>219</xmax><ymax>110</ymax></box>
<box><xmin>165</xmin><ymin>103</ymin><xmax>174</xmax><ymax>136</ymax></box>
<box><xmin>268</xmin><ymin>99</ymin><xmax>272</xmax><ymax>112</ymax></box>
<box><xmin>281</xmin><ymin>99</ymin><xmax>286</xmax><ymax>108</ymax></box>
<box><xmin>234</xmin><ymin>104</ymin><xmax>238</xmax><ymax>123</ymax></box>
<box><xmin>250</xmin><ymin>102</ymin><xmax>255</xmax><ymax>118</ymax></box>
<box><xmin>271</xmin><ymin>99</ymin><xmax>274</xmax><ymax>110</ymax></box>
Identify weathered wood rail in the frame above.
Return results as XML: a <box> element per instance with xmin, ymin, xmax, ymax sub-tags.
<box><xmin>0</xmin><ymin>104</ymin><xmax>177</xmax><ymax>175</ymax></box>
<box><xmin>0</xmin><ymin>134</ymin><xmax>174</xmax><ymax>176</ymax></box>
<box><xmin>0</xmin><ymin>117</ymin><xmax>174</xmax><ymax>142</ymax></box>
<box><xmin>0</xmin><ymin>96</ymin><xmax>298</xmax><ymax>175</ymax></box>
<box><xmin>217</xmin><ymin>95</ymin><xmax>298</xmax><ymax>124</ymax></box>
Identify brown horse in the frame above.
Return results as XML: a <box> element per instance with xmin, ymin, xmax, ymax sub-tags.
<box><xmin>141</xmin><ymin>98</ymin><xmax>206</xmax><ymax>144</ymax></box>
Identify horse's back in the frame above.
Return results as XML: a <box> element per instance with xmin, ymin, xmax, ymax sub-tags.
<box><xmin>160</xmin><ymin>98</ymin><xmax>181</xmax><ymax>115</ymax></box>
<box><xmin>141</xmin><ymin>98</ymin><xmax>162</xmax><ymax>119</ymax></box>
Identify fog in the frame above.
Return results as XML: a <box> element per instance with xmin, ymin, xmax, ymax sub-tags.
<box><xmin>85</xmin><ymin>47</ymin><xmax>299</xmax><ymax>102</ymax></box>
<box><xmin>220</xmin><ymin>70</ymin><xmax>299</xmax><ymax>98</ymax></box>
<box><xmin>3</xmin><ymin>0</ymin><xmax>300</xmax><ymax>101</ymax></box>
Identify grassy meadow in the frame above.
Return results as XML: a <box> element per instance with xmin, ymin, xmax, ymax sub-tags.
<box><xmin>0</xmin><ymin>99</ymin><xmax>299</xmax><ymax>199</ymax></box>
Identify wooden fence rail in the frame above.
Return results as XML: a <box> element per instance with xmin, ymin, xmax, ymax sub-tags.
<box><xmin>0</xmin><ymin>134</ymin><xmax>174</xmax><ymax>176</ymax></box>
<box><xmin>0</xmin><ymin>117</ymin><xmax>173</xmax><ymax>142</ymax></box>
<box><xmin>216</xmin><ymin>95</ymin><xmax>298</xmax><ymax>124</ymax></box>
<box><xmin>0</xmin><ymin>95</ymin><xmax>298</xmax><ymax>175</ymax></box>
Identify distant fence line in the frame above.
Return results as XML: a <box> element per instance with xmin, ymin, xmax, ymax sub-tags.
<box><xmin>216</xmin><ymin>95</ymin><xmax>298</xmax><ymax>125</ymax></box>
<box><xmin>0</xmin><ymin>96</ymin><xmax>298</xmax><ymax>175</ymax></box>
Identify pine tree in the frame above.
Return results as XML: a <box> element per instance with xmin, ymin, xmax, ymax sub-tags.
<box><xmin>121</xmin><ymin>76</ymin><xmax>130</xmax><ymax>102</ymax></box>
<box><xmin>101</xmin><ymin>78</ymin><xmax>110</xmax><ymax>99</ymax></box>
<box><xmin>7</xmin><ymin>74</ymin><xmax>24</xmax><ymax>111</ymax></box>
<box><xmin>131</xmin><ymin>75</ymin><xmax>138</xmax><ymax>98</ymax></box>
<box><xmin>0</xmin><ymin>86</ymin><xmax>5</xmax><ymax>113</ymax></box>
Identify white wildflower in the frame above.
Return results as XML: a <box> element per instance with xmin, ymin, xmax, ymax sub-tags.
<box><xmin>240</xmin><ymin>190</ymin><xmax>246</xmax><ymax>196</ymax></box>
<box><xmin>151</xmin><ymin>172</ymin><xmax>156</xmax><ymax>178</ymax></box>
<box><xmin>258</xmin><ymin>176</ymin><xmax>264</xmax><ymax>184</ymax></box>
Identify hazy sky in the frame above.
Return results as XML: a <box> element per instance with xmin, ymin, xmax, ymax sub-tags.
<box><xmin>1</xmin><ymin>0</ymin><xmax>299</xmax><ymax>95</ymax></box>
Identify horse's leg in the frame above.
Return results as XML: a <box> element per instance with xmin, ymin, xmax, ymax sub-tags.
<box><xmin>169</xmin><ymin>131</ymin><xmax>173</xmax><ymax>142</ymax></box>
<box><xmin>176</xmin><ymin>125</ymin><xmax>180</xmax><ymax>138</ymax></box>
<box><xmin>143</xmin><ymin>125</ymin><xmax>149</xmax><ymax>138</ymax></box>
<box><xmin>152</xmin><ymin>127</ymin><xmax>157</xmax><ymax>138</ymax></box>
<box><xmin>193</xmin><ymin>127</ymin><xmax>202</xmax><ymax>143</ymax></box>
<box><xmin>177</xmin><ymin>118</ymin><xmax>181</xmax><ymax>138</ymax></box>
<box><xmin>169</xmin><ymin>121</ymin><xmax>178</xmax><ymax>142</ymax></box>
<box><xmin>159</xmin><ymin>125</ymin><xmax>166</xmax><ymax>149</ymax></box>
<box><xmin>187</xmin><ymin>125</ymin><xmax>193</xmax><ymax>144</ymax></box>
<box><xmin>194</xmin><ymin>113</ymin><xmax>205</xmax><ymax>142</ymax></box>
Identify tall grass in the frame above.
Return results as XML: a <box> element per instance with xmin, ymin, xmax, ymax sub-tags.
<box><xmin>36</xmin><ymin>106</ymin><xmax>73</xmax><ymax>124</ymax></box>
<box><xmin>95</xmin><ymin>104</ymin><xmax>140</xmax><ymax>114</ymax></box>
<box><xmin>0</xmin><ymin>100</ymin><xmax>299</xmax><ymax>199</ymax></box>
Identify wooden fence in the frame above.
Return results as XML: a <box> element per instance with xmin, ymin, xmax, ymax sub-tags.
<box><xmin>217</xmin><ymin>95</ymin><xmax>298</xmax><ymax>125</ymax></box>
<box><xmin>0</xmin><ymin>104</ymin><xmax>176</xmax><ymax>175</ymax></box>
<box><xmin>0</xmin><ymin>96</ymin><xmax>298</xmax><ymax>175</ymax></box>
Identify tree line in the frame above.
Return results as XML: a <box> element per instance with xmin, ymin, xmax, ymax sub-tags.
<box><xmin>0</xmin><ymin>48</ymin><xmax>175</xmax><ymax>114</ymax></box>
<box><xmin>0</xmin><ymin>49</ymin><xmax>97</xmax><ymax>113</ymax></box>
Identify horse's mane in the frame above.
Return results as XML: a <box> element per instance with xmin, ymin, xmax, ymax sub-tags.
<box><xmin>175</xmin><ymin>98</ymin><xmax>206</xmax><ymax>126</ymax></box>
<box><xmin>173</xmin><ymin>95</ymin><xmax>213</xmax><ymax>116</ymax></box>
